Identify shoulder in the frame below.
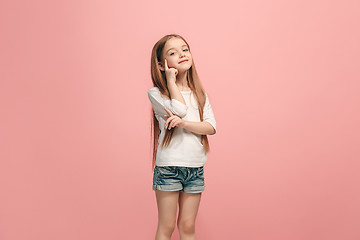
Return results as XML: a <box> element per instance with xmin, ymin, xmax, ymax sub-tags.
<box><xmin>148</xmin><ymin>86</ymin><xmax>159</xmax><ymax>94</ymax></box>
<box><xmin>148</xmin><ymin>87</ymin><xmax>170</xmax><ymax>100</ymax></box>
<box><xmin>205</xmin><ymin>92</ymin><xmax>209</xmax><ymax>100</ymax></box>
<box><xmin>204</xmin><ymin>92</ymin><xmax>214</xmax><ymax>104</ymax></box>
<box><xmin>148</xmin><ymin>87</ymin><xmax>161</xmax><ymax>98</ymax></box>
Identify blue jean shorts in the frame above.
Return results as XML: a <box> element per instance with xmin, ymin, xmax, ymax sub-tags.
<box><xmin>152</xmin><ymin>166</ymin><xmax>205</xmax><ymax>193</ymax></box>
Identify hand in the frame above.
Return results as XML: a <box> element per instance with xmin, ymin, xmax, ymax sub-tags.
<box><xmin>164</xmin><ymin>59</ymin><xmax>178</xmax><ymax>83</ymax></box>
<box><xmin>164</xmin><ymin>107</ymin><xmax>186</xmax><ymax>130</ymax></box>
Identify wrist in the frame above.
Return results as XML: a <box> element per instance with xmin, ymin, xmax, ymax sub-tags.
<box><xmin>181</xmin><ymin>120</ymin><xmax>188</xmax><ymax>129</ymax></box>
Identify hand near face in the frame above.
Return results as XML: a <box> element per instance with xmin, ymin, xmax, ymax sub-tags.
<box><xmin>164</xmin><ymin>107</ymin><xmax>185</xmax><ymax>130</ymax></box>
<box><xmin>164</xmin><ymin>59</ymin><xmax>178</xmax><ymax>82</ymax></box>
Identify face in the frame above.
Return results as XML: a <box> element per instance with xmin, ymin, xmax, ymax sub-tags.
<box><xmin>160</xmin><ymin>37</ymin><xmax>192</xmax><ymax>72</ymax></box>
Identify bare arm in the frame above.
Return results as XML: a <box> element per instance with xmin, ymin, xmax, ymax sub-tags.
<box><xmin>162</xmin><ymin>58</ymin><xmax>186</xmax><ymax>105</ymax></box>
<box><xmin>167</xmin><ymin>80</ymin><xmax>186</xmax><ymax>105</ymax></box>
<box><xmin>163</xmin><ymin>92</ymin><xmax>217</xmax><ymax>135</ymax></box>
<box><xmin>182</xmin><ymin>121</ymin><xmax>216</xmax><ymax>135</ymax></box>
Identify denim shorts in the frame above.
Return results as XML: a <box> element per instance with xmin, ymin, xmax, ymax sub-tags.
<box><xmin>152</xmin><ymin>166</ymin><xmax>205</xmax><ymax>193</ymax></box>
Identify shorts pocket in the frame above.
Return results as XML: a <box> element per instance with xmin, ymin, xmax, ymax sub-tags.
<box><xmin>157</xmin><ymin>166</ymin><xmax>179</xmax><ymax>178</ymax></box>
<box><xmin>196</xmin><ymin>167</ymin><xmax>204</xmax><ymax>178</ymax></box>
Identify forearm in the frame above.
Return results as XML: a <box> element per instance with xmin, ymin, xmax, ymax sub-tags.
<box><xmin>167</xmin><ymin>81</ymin><xmax>186</xmax><ymax>105</ymax></box>
<box><xmin>182</xmin><ymin>121</ymin><xmax>216</xmax><ymax>135</ymax></box>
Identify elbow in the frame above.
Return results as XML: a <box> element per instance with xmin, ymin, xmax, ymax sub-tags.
<box><xmin>170</xmin><ymin>99</ymin><xmax>188</xmax><ymax>118</ymax></box>
<box><xmin>204</xmin><ymin>120</ymin><xmax>216</xmax><ymax>135</ymax></box>
<box><xmin>211</xmin><ymin>127</ymin><xmax>216</xmax><ymax>135</ymax></box>
<box><xmin>209</xmin><ymin>126</ymin><xmax>216</xmax><ymax>135</ymax></box>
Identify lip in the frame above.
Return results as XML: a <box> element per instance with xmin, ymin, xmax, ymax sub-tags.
<box><xmin>178</xmin><ymin>59</ymin><xmax>188</xmax><ymax>64</ymax></box>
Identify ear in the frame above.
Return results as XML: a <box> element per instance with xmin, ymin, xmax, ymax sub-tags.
<box><xmin>158</xmin><ymin>61</ymin><xmax>164</xmax><ymax>71</ymax></box>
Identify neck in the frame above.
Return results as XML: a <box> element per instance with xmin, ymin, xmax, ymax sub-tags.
<box><xmin>175</xmin><ymin>70</ymin><xmax>189</xmax><ymax>89</ymax></box>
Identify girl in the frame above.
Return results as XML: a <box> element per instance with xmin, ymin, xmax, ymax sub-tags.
<box><xmin>148</xmin><ymin>34</ymin><xmax>217</xmax><ymax>240</ymax></box>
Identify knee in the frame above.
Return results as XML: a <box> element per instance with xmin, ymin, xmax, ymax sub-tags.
<box><xmin>177</xmin><ymin>219</ymin><xmax>195</xmax><ymax>234</ymax></box>
<box><xmin>159</xmin><ymin>221</ymin><xmax>176</xmax><ymax>235</ymax></box>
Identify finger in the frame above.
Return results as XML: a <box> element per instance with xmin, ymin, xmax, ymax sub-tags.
<box><xmin>164</xmin><ymin>107</ymin><xmax>173</xmax><ymax>116</ymax></box>
<box><xmin>165</xmin><ymin>116</ymin><xmax>175</xmax><ymax>128</ymax></box>
<box><xmin>172</xmin><ymin>118</ymin><xmax>182</xmax><ymax>129</ymax></box>
<box><xmin>170</xmin><ymin>118</ymin><xmax>180</xmax><ymax>129</ymax></box>
<box><xmin>165</xmin><ymin>116</ymin><xmax>177</xmax><ymax>128</ymax></box>
<box><xmin>168</xmin><ymin>116</ymin><xmax>180</xmax><ymax>129</ymax></box>
<box><xmin>164</xmin><ymin>59</ymin><xmax>168</xmax><ymax>70</ymax></box>
<box><xmin>164</xmin><ymin>117</ymin><xmax>171</xmax><ymax>128</ymax></box>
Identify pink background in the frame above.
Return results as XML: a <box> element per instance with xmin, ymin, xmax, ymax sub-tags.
<box><xmin>1</xmin><ymin>0</ymin><xmax>359</xmax><ymax>239</ymax></box>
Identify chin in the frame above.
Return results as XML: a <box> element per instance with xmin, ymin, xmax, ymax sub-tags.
<box><xmin>178</xmin><ymin>63</ymin><xmax>192</xmax><ymax>70</ymax></box>
<box><xmin>178</xmin><ymin>67</ymin><xmax>191</xmax><ymax>73</ymax></box>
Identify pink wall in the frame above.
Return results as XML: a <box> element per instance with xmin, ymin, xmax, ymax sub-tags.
<box><xmin>1</xmin><ymin>0</ymin><xmax>359</xmax><ymax>239</ymax></box>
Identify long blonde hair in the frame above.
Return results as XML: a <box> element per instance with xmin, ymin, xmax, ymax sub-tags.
<box><xmin>150</xmin><ymin>34</ymin><xmax>210</xmax><ymax>170</ymax></box>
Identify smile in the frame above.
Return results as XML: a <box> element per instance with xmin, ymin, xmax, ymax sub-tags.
<box><xmin>179</xmin><ymin>60</ymin><xmax>188</xmax><ymax>64</ymax></box>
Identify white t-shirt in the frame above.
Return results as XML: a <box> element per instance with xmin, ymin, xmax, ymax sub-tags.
<box><xmin>148</xmin><ymin>86</ymin><xmax>217</xmax><ymax>167</ymax></box>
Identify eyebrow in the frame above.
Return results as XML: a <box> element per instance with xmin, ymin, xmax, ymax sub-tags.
<box><xmin>166</xmin><ymin>44</ymin><xmax>188</xmax><ymax>53</ymax></box>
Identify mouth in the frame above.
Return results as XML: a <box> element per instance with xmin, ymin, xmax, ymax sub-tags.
<box><xmin>178</xmin><ymin>59</ymin><xmax>188</xmax><ymax>64</ymax></box>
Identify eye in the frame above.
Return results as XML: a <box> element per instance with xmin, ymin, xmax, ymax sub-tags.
<box><xmin>169</xmin><ymin>49</ymin><xmax>188</xmax><ymax>56</ymax></box>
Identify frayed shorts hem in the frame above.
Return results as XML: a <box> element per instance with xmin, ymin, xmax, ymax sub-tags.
<box><xmin>152</xmin><ymin>184</ymin><xmax>204</xmax><ymax>193</ymax></box>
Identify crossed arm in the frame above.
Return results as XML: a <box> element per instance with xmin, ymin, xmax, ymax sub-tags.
<box><xmin>182</xmin><ymin>121</ymin><xmax>216</xmax><ymax>135</ymax></box>
<box><xmin>163</xmin><ymin>107</ymin><xmax>216</xmax><ymax>135</ymax></box>
<box><xmin>148</xmin><ymin>87</ymin><xmax>217</xmax><ymax>136</ymax></box>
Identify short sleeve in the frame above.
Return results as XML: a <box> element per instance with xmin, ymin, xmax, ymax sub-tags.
<box><xmin>203</xmin><ymin>93</ymin><xmax>217</xmax><ymax>135</ymax></box>
<box><xmin>148</xmin><ymin>87</ymin><xmax>188</xmax><ymax>119</ymax></box>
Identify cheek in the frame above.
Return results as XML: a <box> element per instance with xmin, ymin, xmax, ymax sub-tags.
<box><xmin>168</xmin><ymin>59</ymin><xmax>177</xmax><ymax>66</ymax></box>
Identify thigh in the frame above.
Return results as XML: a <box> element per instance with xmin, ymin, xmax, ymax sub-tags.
<box><xmin>177</xmin><ymin>191</ymin><xmax>202</xmax><ymax>224</ymax></box>
<box><xmin>155</xmin><ymin>190</ymin><xmax>179</xmax><ymax>226</ymax></box>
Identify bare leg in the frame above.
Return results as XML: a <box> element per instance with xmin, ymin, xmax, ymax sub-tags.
<box><xmin>155</xmin><ymin>190</ymin><xmax>180</xmax><ymax>240</ymax></box>
<box><xmin>177</xmin><ymin>192</ymin><xmax>202</xmax><ymax>240</ymax></box>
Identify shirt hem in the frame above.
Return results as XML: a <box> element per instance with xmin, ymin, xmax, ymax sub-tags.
<box><xmin>155</xmin><ymin>162</ymin><xmax>205</xmax><ymax>168</ymax></box>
